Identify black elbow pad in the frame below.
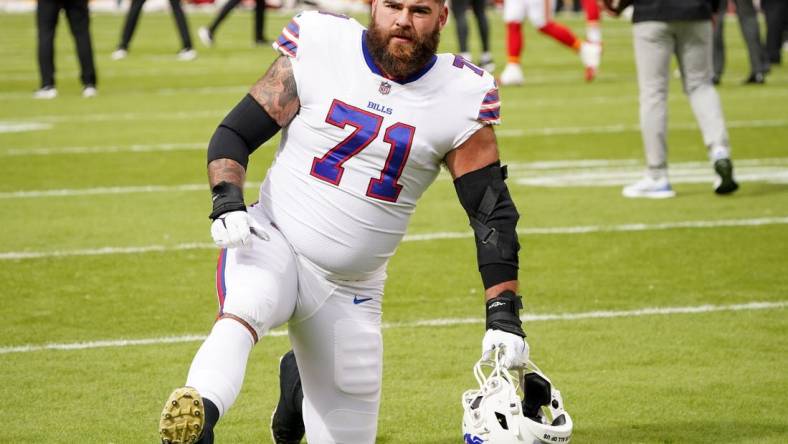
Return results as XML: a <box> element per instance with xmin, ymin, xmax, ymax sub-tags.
<box><xmin>454</xmin><ymin>161</ymin><xmax>520</xmax><ymax>288</ymax></box>
<box><xmin>207</xmin><ymin>94</ymin><xmax>281</xmax><ymax>168</ymax></box>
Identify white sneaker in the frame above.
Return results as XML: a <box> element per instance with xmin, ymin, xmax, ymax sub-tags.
<box><xmin>580</xmin><ymin>41</ymin><xmax>601</xmax><ymax>82</ymax></box>
<box><xmin>82</xmin><ymin>85</ymin><xmax>97</xmax><ymax>98</ymax></box>
<box><xmin>177</xmin><ymin>48</ymin><xmax>197</xmax><ymax>61</ymax></box>
<box><xmin>198</xmin><ymin>27</ymin><xmax>213</xmax><ymax>48</ymax></box>
<box><xmin>499</xmin><ymin>63</ymin><xmax>524</xmax><ymax>86</ymax></box>
<box><xmin>622</xmin><ymin>176</ymin><xmax>676</xmax><ymax>199</ymax></box>
<box><xmin>459</xmin><ymin>52</ymin><xmax>471</xmax><ymax>61</ymax></box>
<box><xmin>33</xmin><ymin>86</ymin><xmax>57</xmax><ymax>99</ymax></box>
<box><xmin>111</xmin><ymin>48</ymin><xmax>127</xmax><ymax>60</ymax></box>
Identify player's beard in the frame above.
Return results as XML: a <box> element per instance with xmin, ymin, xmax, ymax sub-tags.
<box><xmin>366</xmin><ymin>20</ymin><xmax>440</xmax><ymax>80</ymax></box>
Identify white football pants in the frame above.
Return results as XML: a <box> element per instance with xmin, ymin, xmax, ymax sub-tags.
<box><xmin>503</xmin><ymin>0</ymin><xmax>552</xmax><ymax>28</ymax></box>
<box><xmin>187</xmin><ymin>204</ymin><xmax>385</xmax><ymax>444</ymax></box>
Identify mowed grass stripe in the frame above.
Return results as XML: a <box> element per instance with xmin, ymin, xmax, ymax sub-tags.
<box><xmin>1</xmin><ymin>300</ymin><xmax>783</xmax><ymax>355</ymax></box>
<box><xmin>1</xmin><ymin>217</ymin><xmax>785</xmax><ymax>260</ymax></box>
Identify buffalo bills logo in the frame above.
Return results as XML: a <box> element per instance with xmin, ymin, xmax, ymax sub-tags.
<box><xmin>463</xmin><ymin>433</ymin><xmax>484</xmax><ymax>444</ymax></box>
<box><xmin>379</xmin><ymin>81</ymin><xmax>391</xmax><ymax>95</ymax></box>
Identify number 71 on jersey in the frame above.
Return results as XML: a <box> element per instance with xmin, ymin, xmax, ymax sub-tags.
<box><xmin>310</xmin><ymin>99</ymin><xmax>415</xmax><ymax>203</ymax></box>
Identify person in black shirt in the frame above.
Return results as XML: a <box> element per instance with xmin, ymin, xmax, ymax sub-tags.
<box><xmin>35</xmin><ymin>0</ymin><xmax>97</xmax><ymax>99</ymax></box>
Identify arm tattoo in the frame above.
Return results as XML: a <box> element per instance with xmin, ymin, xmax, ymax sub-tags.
<box><xmin>208</xmin><ymin>158</ymin><xmax>246</xmax><ymax>188</ymax></box>
<box><xmin>250</xmin><ymin>55</ymin><xmax>300</xmax><ymax>127</ymax></box>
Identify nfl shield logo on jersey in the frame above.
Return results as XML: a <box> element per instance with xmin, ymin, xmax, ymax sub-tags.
<box><xmin>378</xmin><ymin>81</ymin><xmax>391</xmax><ymax>95</ymax></box>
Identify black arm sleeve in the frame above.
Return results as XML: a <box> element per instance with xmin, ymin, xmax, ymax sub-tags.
<box><xmin>207</xmin><ymin>94</ymin><xmax>281</xmax><ymax>169</ymax></box>
<box><xmin>454</xmin><ymin>161</ymin><xmax>520</xmax><ymax>289</ymax></box>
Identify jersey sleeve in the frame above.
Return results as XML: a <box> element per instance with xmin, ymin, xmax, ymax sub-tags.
<box><xmin>272</xmin><ymin>15</ymin><xmax>302</xmax><ymax>58</ymax></box>
<box><xmin>477</xmin><ymin>87</ymin><xmax>501</xmax><ymax>126</ymax></box>
<box><xmin>451</xmin><ymin>74</ymin><xmax>501</xmax><ymax>149</ymax></box>
<box><xmin>270</xmin><ymin>11</ymin><xmax>355</xmax><ymax>105</ymax></box>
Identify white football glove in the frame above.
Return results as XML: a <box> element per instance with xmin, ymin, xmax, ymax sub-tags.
<box><xmin>482</xmin><ymin>329</ymin><xmax>529</xmax><ymax>369</ymax></box>
<box><xmin>210</xmin><ymin>210</ymin><xmax>269</xmax><ymax>248</ymax></box>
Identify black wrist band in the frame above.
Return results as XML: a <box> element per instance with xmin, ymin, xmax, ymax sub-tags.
<box><xmin>209</xmin><ymin>181</ymin><xmax>246</xmax><ymax>220</ymax></box>
<box><xmin>485</xmin><ymin>290</ymin><xmax>526</xmax><ymax>338</ymax></box>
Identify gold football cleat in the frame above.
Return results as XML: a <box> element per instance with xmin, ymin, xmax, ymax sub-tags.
<box><xmin>159</xmin><ymin>387</ymin><xmax>204</xmax><ymax>444</ymax></box>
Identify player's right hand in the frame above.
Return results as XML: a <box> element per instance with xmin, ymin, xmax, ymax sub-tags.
<box><xmin>482</xmin><ymin>329</ymin><xmax>530</xmax><ymax>369</ymax></box>
<box><xmin>210</xmin><ymin>210</ymin><xmax>269</xmax><ymax>248</ymax></box>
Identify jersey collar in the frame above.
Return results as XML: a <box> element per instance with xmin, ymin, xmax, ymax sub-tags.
<box><xmin>361</xmin><ymin>30</ymin><xmax>437</xmax><ymax>85</ymax></box>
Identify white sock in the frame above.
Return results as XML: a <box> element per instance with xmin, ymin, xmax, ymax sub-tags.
<box><xmin>586</xmin><ymin>25</ymin><xmax>602</xmax><ymax>44</ymax></box>
<box><xmin>647</xmin><ymin>167</ymin><xmax>669</xmax><ymax>181</ymax></box>
<box><xmin>185</xmin><ymin>318</ymin><xmax>255</xmax><ymax>417</ymax></box>
<box><xmin>709</xmin><ymin>145</ymin><xmax>731</xmax><ymax>162</ymax></box>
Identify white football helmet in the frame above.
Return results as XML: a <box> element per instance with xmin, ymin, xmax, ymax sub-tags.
<box><xmin>461</xmin><ymin>348</ymin><xmax>573</xmax><ymax>444</ymax></box>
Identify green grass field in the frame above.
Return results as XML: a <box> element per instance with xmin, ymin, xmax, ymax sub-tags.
<box><xmin>1</xmin><ymin>7</ymin><xmax>787</xmax><ymax>443</ymax></box>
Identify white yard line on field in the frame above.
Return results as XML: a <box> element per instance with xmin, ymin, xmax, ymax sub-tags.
<box><xmin>0</xmin><ymin>121</ymin><xmax>52</xmax><ymax>133</ymax></box>
<box><xmin>3</xmin><ymin>113</ymin><xmax>785</xmax><ymax>130</ymax></box>
<box><xmin>513</xmin><ymin>165</ymin><xmax>788</xmax><ymax>187</ymax></box>
<box><xmin>4</xmin><ymin>158</ymin><xmax>787</xmax><ymax>197</ymax></box>
<box><xmin>1</xmin><ymin>140</ymin><xmax>274</xmax><ymax>157</ymax></box>
<box><xmin>1</xmin><ymin>217</ymin><xmax>786</xmax><ymax>260</ymax></box>
<box><xmin>1</xmin><ymin>300</ymin><xmax>784</xmax><ymax>354</ymax></box>
<box><xmin>28</xmin><ymin>110</ymin><xmax>223</xmax><ymax>123</ymax></box>
<box><xmin>0</xmin><ymin>182</ymin><xmax>260</xmax><ymax>199</ymax></box>
<box><xmin>500</xmin><ymin>87</ymin><xmax>788</xmax><ymax>109</ymax></box>
<box><xmin>496</xmin><ymin>118</ymin><xmax>788</xmax><ymax>137</ymax></box>
<box><xmin>505</xmin><ymin>158</ymin><xmax>788</xmax><ymax>170</ymax></box>
<box><xmin>2</xmin><ymin>142</ymin><xmax>206</xmax><ymax>156</ymax></box>
<box><xmin>1</xmin><ymin>184</ymin><xmax>209</xmax><ymax>198</ymax></box>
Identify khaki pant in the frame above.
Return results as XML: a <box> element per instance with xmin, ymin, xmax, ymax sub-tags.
<box><xmin>633</xmin><ymin>20</ymin><xmax>730</xmax><ymax>177</ymax></box>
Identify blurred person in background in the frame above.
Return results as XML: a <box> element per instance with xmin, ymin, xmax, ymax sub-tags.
<box><xmin>555</xmin><ymin>0</ymin><xmax>580</xmax><ymax>13</ymax></box>
<box><xmin>111</xmin><ymin>0</ymin><xmax>197</xmax><ymax>61</ymax></box>
<box><xmin>582</xmin><ymin>0</ymin><xmax>602</xmax><ymax>46</ymax></box>
<box><xmin>499</xmin><ymin>0</ymin><xmax>602</xmax><ymax>85</ymax></box>
<box><xmin>35</xmin><ymin>0</ymin><xmax>97</xmax><ymax>98</ymax></box>
<box><xmin>198</xmin><ymin>0</ymin><xmax>268</xmax><ymax>48</ymax></box>
<box><xmin>762</xmin><ymin>0</ymin><xmax>787</xmax><ymax>66</ymax></box>
<box><xmin>608</xmin><ymin>0</ymin><xmax>740</xmax><ymax>198</ymax></box>
<box><xmin>712</xmin><ymin>0</ymin><xmax>767</xmax><ymax>84</ymax></box>
<box><xmin>451</xmin><ymin>0</ymin><xmax>494</xmax><ymax>72</ymax></box>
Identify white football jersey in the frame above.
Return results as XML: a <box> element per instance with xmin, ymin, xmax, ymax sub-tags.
<box><xmin>260</xmin><ymin>11</ymin><xmax>500</xmax><ymax>279</ymax></box>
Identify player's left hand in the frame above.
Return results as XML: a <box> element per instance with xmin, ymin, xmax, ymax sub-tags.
<box><xmin>210</xmin><ymin>210</ymin><xmax>269</xmax><ymax>248</ymax></box>
<box><xmin>482</xmin><ymin>329</ymin><xmax>530</xmax><ymax>369</ymax></box>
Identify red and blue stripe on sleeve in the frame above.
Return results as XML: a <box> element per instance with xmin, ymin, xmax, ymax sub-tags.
<box><xmin>477</xmin><ymin>88</ymin><xmax>501</xmax><ymax>125</ymax></box>
<box><xmin>273</xmin><ymin>18</ymin><xmax>300</xmax><ymax>57</ymax></box>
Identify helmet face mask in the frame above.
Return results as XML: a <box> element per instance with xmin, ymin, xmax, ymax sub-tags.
<box><xmin>462</xmin><ymin>349</ymin><xmax>573</xmax><ymax>443</ymax></box>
